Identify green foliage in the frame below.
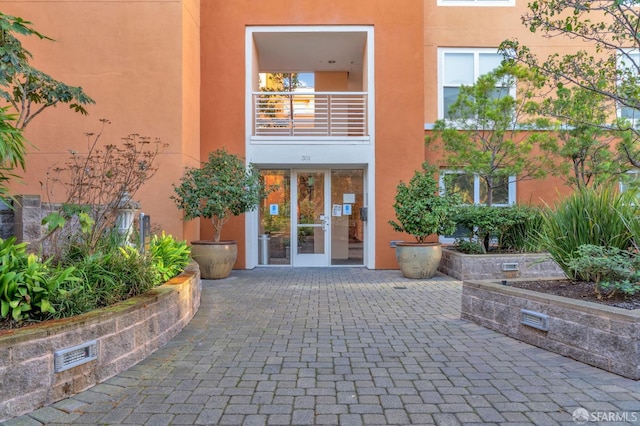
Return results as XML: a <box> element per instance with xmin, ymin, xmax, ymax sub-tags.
<box><xmin>0</xmin><ymin>106</ymin><xmax>26</xmax><ymax>205</ymax></box>
<box><xmin>538</xmin><ymin>185</ymin><xmax>637</xmax><ymax>278</ymax></box>
<box><xmin>427</xmin><ymin>63</ymin><xmax>553</xmax><ymax>206</ymax></box>
<box><xmin>566</xmin><ymin>245</ymin><xmax>640</xmax><ymax>299</ymax></box>
<box><xmin>149</xmin><ymin>233</ymin><xmax>191</xmax><ymax>284</ymax></box>
<box><xmin>499</xmin><ymin>206</ymin><xmax>544</xmax><ymax>253</ymax></box>
<box><xmin>55</xmin><ymin>237</ymin><xmax>156</xmax><ymax>312</ymax></box>
<box><xmin>537</xmin><ymin>85</ymin><xmax>626</xmax><ymax>190</ymax></box>
<box><xmin>500</xmin><ymin>1</ymin><xmax>640</xmax><ymax>167</ymax></box>
<box><xmin>0</xmin><ymin>12</ymin><xmax>95</xmax><ymax>130</ymax></box>
<box><xmin>454</xmin><ymin>239</ymin><xmax>485</xmax><ymax>254</ymax></box>
<box><xmin>389</xmin><ymin>162</ymin><xmax>460</xmax><ymax>243</ymax></box>
<box><xmin>453</xmin><ymin>205</ymin><xmax>543</xmax><ymax>253</ymax></box>
<box><xmin>0</xmin><ymin>237</ymin><xmax>79</xmax><ymax>322</ymax></box>
<box><xmin>172</xmin><ymin>149</ymin><xmax>264</xmax><ymax>242</ymax></box>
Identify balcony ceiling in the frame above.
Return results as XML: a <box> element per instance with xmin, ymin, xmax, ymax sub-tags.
<box><xmin>253</xmin><ymin>31</ymin><xmax>366</xmax><ymax>75</ymax></box>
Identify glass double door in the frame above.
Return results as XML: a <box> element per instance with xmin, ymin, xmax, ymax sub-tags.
<box><xmin>259</xmin><ymin>169</ymin><xmax>364</xmax><ymax>267</ymax></box>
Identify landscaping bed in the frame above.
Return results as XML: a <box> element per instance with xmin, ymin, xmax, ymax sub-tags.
<box><xmin>461</xmin><ymin>279</ymin><xmax>640</xmax><ymax>380</ymax></box>
<box><xmin>507</xmin><ymin>279</ymin><xmax>640</xmax><ymax>310</ymax></box>
<box><xmin>0</xmin><ymin>262</ymin><xmax>201</xmax><ymax>422</ymax></box>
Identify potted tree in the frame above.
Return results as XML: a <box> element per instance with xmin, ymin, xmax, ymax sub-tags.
<box><xmin>172</xmin><ymin>149</ymin><xmax>263</xmax><ymax>279</ymax></box>
<box><xmin>389</xmin><ymin>162</ymin><xmax>459</xmax><ymax>279</ymax></box>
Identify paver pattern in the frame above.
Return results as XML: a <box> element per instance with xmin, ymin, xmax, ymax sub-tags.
<box><xmin>5</xmin><ymin>268</ymin><xmax>640</xmax><ymax>425</ymax></box>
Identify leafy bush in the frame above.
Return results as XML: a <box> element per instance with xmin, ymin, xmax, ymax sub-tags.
<box><xmin>48</xmin><ymin>233</ymin><xmax>190</xmax><ymax>321</ymax></box>
<box><xmin>538</xmin><ymin>185</ymin><xmax>637</xmax><ymax>277</ymax></box>
<box><xmin>565</xmin><ymin>244</ymin><xmax>640</xmax><ymax>299</ymax></box>
<box><xmin>389</xmin><ymin>162</ymin><xmax>460</xmax><ymax>243</ymax></box>
<box><xmin>149</xmin><ymin>233</ymin><xmax>191</xmax><ymax>284</ymax></box>
<box><xmin>454</xmin><ymin>239</ymin><xmax>485</xmax><ymax>254</ymax></box>
<box><xmin>0</xmin><ymin>237</ymin><xmax>79</xmax><ymax>322</ymax></box>
<box><xmin>453</xmin><ymin>205</ymin><xmax>543</xmax><ymax>253</ymax></box>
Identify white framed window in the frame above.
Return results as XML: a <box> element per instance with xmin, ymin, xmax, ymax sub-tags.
<box><xmin>439</xmin><ymin>170</ymin><xmax>516</xmax><ymax>206</ymax></box>
<box><xmin>617</xmin><ymin>50</ymin><xmax>640</xmax><ymax>122</ymax></box>
<box><xmin>620</xmin><ymin>169</ymin><xmax>640</xmax><ymax>194</ymax></box>
<box><xmin>439</xmin><ymin>170</ymin><xmax>516</xmax><ymax>242</ymax></box>
<box><xmin>437</xmin><ymin>0</ymin><xmax>515</xmax><ymax>6</ymax></box>
<box><xmin>438</xmin><ymin>48</ymin><xmax>508</xmax><ymax>119</ymax></box>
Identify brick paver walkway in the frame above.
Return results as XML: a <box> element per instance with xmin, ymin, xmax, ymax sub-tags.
<box><xmin>5</xmin><ymin>268</ymin><xmax>640</xmax><ymax>425</ymax></box>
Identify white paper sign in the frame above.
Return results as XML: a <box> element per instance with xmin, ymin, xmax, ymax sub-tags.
<box><xmin>343</xmin><ymin>204</ymin><xmax>352</xmax><ymax>215</ymax></box>
<box><xmin>343</xmin><ymin>193</ymin><xmax>356</xmax><ymax>204</ymax></box>
<box><xmin>269</xmin><ymin>204</ymin><xmax>279</xmax><ymax>215</ymax></box>
<box><xmin>332</xmin><ymin>204</ymin><xmax>342</xmax><ymax>216</ymax></box>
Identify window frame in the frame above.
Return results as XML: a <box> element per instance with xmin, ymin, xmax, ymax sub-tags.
<box><xmin>437</xmin><ymin>48</ymin><xmax>513</xmax><ymax>120</ymax></box>
<box><xmin>438</xmin><ymin>170</ymin><xmax>517</xmax><ymax>243</ymax></box>
<box><xmin>438</xmin><ymin>170</ymin><xmax>516</xmax><ymax>207</ymax></box>
<box><xmin>620</xmin><ymin>169</ymin><xmax>640</xmax><ymax>194</ymax></box>
<box><xmin>617</xmin><ymin>50</ymin><xmax>640</xmax><ymax>123</ymax></box>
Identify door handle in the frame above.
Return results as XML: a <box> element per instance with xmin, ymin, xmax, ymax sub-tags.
<box><xmin>321</xmin><ymin>217</ymin><xmax>329</xmax><ymax>231</ymax></box>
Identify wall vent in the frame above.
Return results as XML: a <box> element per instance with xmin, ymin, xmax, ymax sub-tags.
<box><xmin>502</xmin><ymin>262</ymin><xmax>519</xmax><ymax>271</ymax></box>
<box><xmin>54</xmin><ymin>340</ymin><xmax>98</xmax><ymax>373</ymax></box>
<box><xmin>521</xmin><ymin>309</ymin><xmax>549</xmax><ymax>331</ymax></box>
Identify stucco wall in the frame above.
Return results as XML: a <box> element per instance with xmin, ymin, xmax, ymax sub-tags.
<box><xmin>2</xmin><ymin>0</ymin><xmax>199</xmax><ymax>242</ymax></box>
<box><xmin>201</xmin><ymin>0</ymin><xmax>426</xmax><ymax>269</ymax></box>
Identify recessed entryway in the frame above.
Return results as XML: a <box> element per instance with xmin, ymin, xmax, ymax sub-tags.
<box><xmin>258</xmin><ymin>168</ymin><xmax>365</xmax><ymax>267</ymax></box>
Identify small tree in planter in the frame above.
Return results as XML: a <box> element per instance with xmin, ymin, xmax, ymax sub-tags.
<box><xmin>389</xmin><ymin>162</ymin><xmax>460</xmax><ymax>278</ymax></box>
<box><xmin>172</xmin><ymin>149</ymin><xmax>263</xmax><ymax>279</ymax></box>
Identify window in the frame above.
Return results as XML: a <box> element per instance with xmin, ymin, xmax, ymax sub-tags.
<box><xmin>438</xmin><ymin>0</ymin><xmax>515</xmax><ymax>5</ymax></box>
<box><xmin>620</xmin><ymin>169</ymin><xmax>640</xmax><ymax>194</ymax></box>
<box><xmin>439</xmin><ymin>170</ymin><xmax>516</xmax><ymax>242</ymax></box>
<box><xmin>617</xmin><ymin>51</ymin><xmax>640</xmax><ymax>122</ymax></box>
<box><xmin>438</xmin><ymin>49</ymin><xmax>506</xmax><ymax>119</ymax></box>
<box><xmin>439</xmin><ymin>170</ymin><xmax>515</xmax><ymax>206</ymax></box>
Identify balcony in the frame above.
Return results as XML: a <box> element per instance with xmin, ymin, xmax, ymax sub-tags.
<box><xmin>252</xmin><ymin>91</ymin><xmax>368</xmax><ymax>140</ymax></box>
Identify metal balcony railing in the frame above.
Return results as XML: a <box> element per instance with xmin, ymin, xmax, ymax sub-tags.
<box><xmin>253</xmin><ymin>92</ymin><xmax>368</xmax><ymax>137</ymax></box>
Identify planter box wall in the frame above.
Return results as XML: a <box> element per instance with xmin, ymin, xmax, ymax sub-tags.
<box><xmin>461</xmin><ymin>280</ymin><xmax>640</xmax><ymax>380</ymax></box>
<box><xmin>439</xmin><ymin>247</ymin><xmax>565</xmax><ymax>281</ymax></box>
<box><xmin>0</xmin><ymin>262</ymin><xmax>202</xmax><ymax>422</ymax></box>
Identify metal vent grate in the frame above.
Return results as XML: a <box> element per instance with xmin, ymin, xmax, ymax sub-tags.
<box><xmin>521</xmin><ymin>309</ymin><xmax>549</xmax><ymax>331</ymax></box>
<box><xmin>502</xmin><ymin>262</ymin><xmax>519</xmax><ymax>271</ymax></box>
<box><xmin>54</xmin><ymin>340</ymin><xmax>98</xmax><ymax>373</ymax></box>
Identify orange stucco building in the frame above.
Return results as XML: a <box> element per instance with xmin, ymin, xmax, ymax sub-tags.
<box><xmin>2</xmin><ymin>1</ymin><xmax>578</xmax><ymax>270</ymax></box>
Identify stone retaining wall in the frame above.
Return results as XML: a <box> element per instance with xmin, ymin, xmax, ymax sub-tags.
<box><xmin>0</xmin><ymin>262</ymin><xmax>202</xmax><ymax>421</ymax></box>
<box><xmin>439</xmin><ymin>248</ymin><xmax>565</xmax><ymax>281</ymax></box>
<box><xmin>461</xmin><ymin>279</ymin><xmax>640</xmax><ymax>380</ymax></box>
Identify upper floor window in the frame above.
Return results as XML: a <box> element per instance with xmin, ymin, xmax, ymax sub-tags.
<box><xmin>437</xmin><ymin>0</ymin><xmax>515</xmax><ymax>6</ymax></box>
<box><xmin>438</xmin><ymin>49</ymin><xmax>505</xmax><ymax>119</ymax></box>
<box><xmin>617</xmin><ymin>51</ymin><xmax>640</xmax><ymax>122</ymax></box>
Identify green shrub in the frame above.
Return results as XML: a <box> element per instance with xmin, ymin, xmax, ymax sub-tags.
<box><xmin>0</xmin><ymin>237</ymin><xmax>79</xmax><ymax>322</ymax></box>
<box><xmin>538</xmin><ymin>185</ymin><xmax>637</xmax><ymax>278</ymax></box>
<box><xmin>454</xmin><ymin>239</ymin><xmax>485</xmax><ymax>254</ymax></box>
<box><xmin>565</xmin><ymin>244</ymin><xmax>640</xmax><ymax>298</ymax></box>
<box><xmin>149</xmin><ymin>233</ymin><xmax>191</xmax><ymax>284</ymax></box>
<box><xmin>453</xmin><ymin>205</ymin><xmax>543</xmax><ymax>253</ymax></box>
<box><xmin>499</xmin><ymin>206</ymin><xmax>544</xmax><ymax>252</ymax></box>
<box><xmin>389</xmin><ymin>162</ymin><xmax>460</xmax><ymax>242</ymax></box>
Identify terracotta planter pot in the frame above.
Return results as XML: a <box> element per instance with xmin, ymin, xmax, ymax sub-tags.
<box><xmin>395</xmin><ymin>242</ymin><xmax>442</xmax><ymax>279</ymax></box>
<box><xmin>190</xmin><ymin>240</ymin><xmax>237</xmax><ymax>279</ymax></box>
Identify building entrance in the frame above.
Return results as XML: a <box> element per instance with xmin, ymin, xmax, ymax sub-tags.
<box><xmin>259</xmin><ymin>169</ymin><xmax>365</xmax><ymax>267</ymax></box>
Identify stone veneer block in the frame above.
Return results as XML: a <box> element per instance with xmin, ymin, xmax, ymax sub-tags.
<box><xmin>461</xmin><ymin>279</ymin><xmax>640</xmax><ymax>380</ymax></box>
<box><xmin>0</xmin><ymin>262</ymin><xmax>201</xmax><ymax>422</ymax></box>
<box><xmin>439</xmin><ymin>248</ymin><xmax>565</xmax><ymax>281</ymax></box>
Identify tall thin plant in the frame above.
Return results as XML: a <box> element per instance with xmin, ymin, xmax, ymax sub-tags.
<box><xmin>538</xmin><ymin>185</ymin><xmax>637</xmax><ymax>278</ymax></box>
